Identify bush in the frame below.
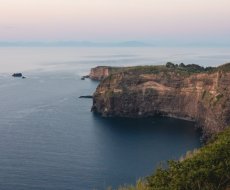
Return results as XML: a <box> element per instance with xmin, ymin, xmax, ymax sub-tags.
<box><xmin>147</xmin><ymin>127</ymin><xmax>230</xmax><ymax>190</ymax></box>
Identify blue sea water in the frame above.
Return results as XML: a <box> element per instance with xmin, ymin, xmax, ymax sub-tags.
<box><xmin>0</xmin><ymin>47</ymin><xmax>229</xmax><ymax>189</ymax></box>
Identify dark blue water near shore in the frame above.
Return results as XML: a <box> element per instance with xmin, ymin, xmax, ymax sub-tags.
<box><xmin>0</xmin><ymin>71</ymin><xmax>201</xmax><ymax>190</ymax></box>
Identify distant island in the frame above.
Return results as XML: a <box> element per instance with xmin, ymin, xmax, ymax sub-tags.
<box><xmin>89</xmin><ymin>63</ymin><xmax>230</xmax><ymax>190</ymax></box>
<box><xmin>0</xmin><ymin>41</ymin><xmax>153</xmax><ymax>47</ymax></box>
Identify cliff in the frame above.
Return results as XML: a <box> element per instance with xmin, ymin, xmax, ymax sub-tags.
<box><xmin>89</xmin><ymin>66</ymin><xmax>129</xmax><ymax>80</ymax></box>
<box><xmin>89</xmin><ymin>66</ymin><xmax>110</xmax><ymax>80</ymax></box>
<box><xmin>92</xmin><ymin>63</ymin><xmax>230</xmax><ymax>135</ymax></box>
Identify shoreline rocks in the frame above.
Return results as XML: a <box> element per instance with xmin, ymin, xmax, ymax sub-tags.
<box><xmin>81</xmin><ymin>75</ymin><xmax>89</xmax><ymax>80</ymax></box>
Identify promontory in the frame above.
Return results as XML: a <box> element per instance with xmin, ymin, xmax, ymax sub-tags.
<box><xmin>91</xmin><ymin>63</ymin><xmax>230</xmax><ymax>136</ymax></box>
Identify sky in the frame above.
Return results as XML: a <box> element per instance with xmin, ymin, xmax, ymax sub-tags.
<box><xmin>0</xmin><ymin>0</ymin><xmax>230</xmax><ymax>44</ymax></box>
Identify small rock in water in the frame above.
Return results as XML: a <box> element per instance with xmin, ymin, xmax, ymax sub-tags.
<box><xmin>79</xmin><ymin>95</ymin><xmax>93</xmax><ymax>99</ymax></box>
<box><xmin>12</xmin><ymin>73</ymin><xmax>26</xmax><ymax>79</ymax></box>
<box><xmin>12</xmin><ymin>73</ymin><xmax>22</xmax><ymax>77</ymax></box>
<box><xmin>81</xmin><ymin>75</ymin><xmax>90</xmax><ymax>80</ymax></box>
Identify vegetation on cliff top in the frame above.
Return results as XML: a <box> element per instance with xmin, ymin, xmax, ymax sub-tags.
<box><xmin>116</xmin><ymin>127</ymin><xmax>230</xmax><ymax>190</ymax></box>
<box><xmin>122</xmin><ymin>62</ymin><xmax>214</xmax><ymax>75</ymax></box>
<box><xmin>106</xmin><ymin>62</ymin><xmax>230</xmax><ymax>79</ymax></box>
<box><xmin>217</xmin><ymin>62</ymin><xmax>230</xmax><ymax>72</ymax></box>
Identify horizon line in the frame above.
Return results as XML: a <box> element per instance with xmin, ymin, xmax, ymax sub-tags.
<box><xmin>0</xmin><ymin>40</ymin><xmax>229</xmax><ymax>47</ymax></box>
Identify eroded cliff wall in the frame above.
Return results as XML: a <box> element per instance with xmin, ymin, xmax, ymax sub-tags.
<box><xmin>92</xmin><ymin>64</ymin><xmax>230</xmax><ymax>135</ymax></box>
<box><xmin>89</xmin><ymin>66</ymin><xmax>110</xmax><ymax>80</ymax></box>
<box><xmin>89</xmin><ymin>66</ymin><xmax>129</xmax><ymax>80</ymax></box>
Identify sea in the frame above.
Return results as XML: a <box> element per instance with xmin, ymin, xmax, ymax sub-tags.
<box><xmin>0</xmin><ymin>47</ymin><xmax>229</xmax><ymax>190</ymax></box>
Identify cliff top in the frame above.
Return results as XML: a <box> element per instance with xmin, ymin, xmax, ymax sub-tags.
<box><xmin>106</xmin><ymin>62</ymin><xmax>230</xmax><ymax>78</ymax></box>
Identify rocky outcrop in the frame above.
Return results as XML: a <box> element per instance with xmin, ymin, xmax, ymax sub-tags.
<box><xmin>12</xmin><ymin>73</ymin><xmax>26</xmax><ymax>79</ymax></box>
<box><xmin>12</xmin><ymin>73</ymin><xmax>22</xmax><ymax>77</ymax></box>
<box><xmin>89</xmin><ymin>66</ymin><xmax>110</xmax><ymax>80</ymax></box>
<box><xmin>89</xmin><ymin>66</ymin><xmax>125</xmax><ymax>80</ymax></box>
<box><xmin>81</xmin><ymin>75</ymin><xmax>89</xmax><ymax>80</ymax></box>
<box><xmin>92</xmin><ymin>63</ymin><xmax>230</xmax><ymax>135</ymax></box>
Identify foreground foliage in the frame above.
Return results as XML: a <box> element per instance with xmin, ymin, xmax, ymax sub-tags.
<box><xmin>117</xmin><ymin>127</ymin><xmax>230</xmax><ymax>190</ymax></box>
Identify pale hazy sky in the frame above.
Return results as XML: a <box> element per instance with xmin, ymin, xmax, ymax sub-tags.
<box><xmin>0</xmin><ymin>0</ymin><xmax>230</xmax><ymax>43</ymax></box>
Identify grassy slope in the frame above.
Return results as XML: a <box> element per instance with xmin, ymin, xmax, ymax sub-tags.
<box><xmin>116</xmin><ymin>127</ymin><xmax>230</xmax><ymax>190</ymax></box>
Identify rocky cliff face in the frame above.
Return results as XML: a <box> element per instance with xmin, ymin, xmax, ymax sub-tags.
<box><xmin>89</xmin><ymin>66</ymin><xmax>110</xmax><ymax>80</ymax></box>
<box><xmin>89</xmin><ymin>66</ymin><xmax>127</xmax><ymax>80</ymax></box>
<box><xmin>92</xmin><ymin>64</ymin><xmax>230</xmax><ymax>135</ymax></box>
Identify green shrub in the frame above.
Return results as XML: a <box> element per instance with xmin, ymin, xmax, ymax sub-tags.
<box><xmin>147</xmin><ymin>127</ymin><xmax>230</xmax><ymax>190</ymax></box>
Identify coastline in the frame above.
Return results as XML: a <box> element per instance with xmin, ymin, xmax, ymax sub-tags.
<box><xmin>88</xmin><ymin>63</ymin><xmax>230</xmax><ymax>189</ymax></box>
<box><xmin>90</xmin><ymin>63</ymin><xmax>230</xmax><ymax>137</ymax></box>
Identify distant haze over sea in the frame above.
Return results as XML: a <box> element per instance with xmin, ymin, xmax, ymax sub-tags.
<box><xmin>0</xmin><ymin>41</ymin><xmax>229</xmax><ymax>47</ymax></box>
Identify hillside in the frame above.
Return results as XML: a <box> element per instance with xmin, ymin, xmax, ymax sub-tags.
<box><xmin>117</xmin><ymin>127</ymin><xmax>230</xmax><ymax>190</ymax></box>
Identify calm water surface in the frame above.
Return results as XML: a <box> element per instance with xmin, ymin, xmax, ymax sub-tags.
<box><xmin>1</xmin><ymin>47</ymin><xmax>228</xmax><ymax>189</ymax></box>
